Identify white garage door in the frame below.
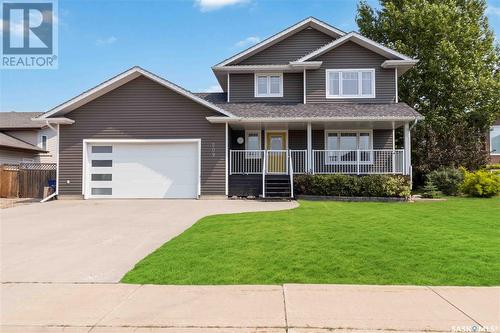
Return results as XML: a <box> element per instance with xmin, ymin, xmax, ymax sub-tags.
<box><xmin>84</xmin><ymin>140</ymin><xmax>199</xmax><ymax>199</ymax></box>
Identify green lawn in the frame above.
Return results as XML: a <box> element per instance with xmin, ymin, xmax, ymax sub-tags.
<box><xmin>122</xmin><ymin>197</ymin><xmax>500</xmax><ymax>286</ymax></box>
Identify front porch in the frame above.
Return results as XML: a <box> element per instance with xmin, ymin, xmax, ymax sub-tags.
<box><xmin>226</xmin><ymin>121</ymin><xmax>413</xmax><ymax>198</ymax></box>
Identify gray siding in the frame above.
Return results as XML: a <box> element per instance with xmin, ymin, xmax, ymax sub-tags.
<box><xmin>229</xmin><ymin>73</ymin><xmax>303</xmax><ymax>103</ymax></box>
<box><xmin>58</xmin><ymin>76</ymin><xmax>226</xmax><ymax>196</ymax></box>
<box><xmin>306</xmin><ymin>41</ymin><xmax>396</xmax><ymax>103</ymax></box>
<box><xmin>236</xmin><ymin>28</ymin><xmax>334</xmax><ymax>65</ymax></box>
<box><xmin>373</xmin><ymin>129</ymin><xmax>393</xmax><ymax>149</ymax></box>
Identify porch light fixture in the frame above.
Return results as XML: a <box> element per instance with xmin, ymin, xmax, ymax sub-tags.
<box><xmin>237</xmin><ymin>137</ymin><xmax>244</xmax><ymax>144</ymax></box>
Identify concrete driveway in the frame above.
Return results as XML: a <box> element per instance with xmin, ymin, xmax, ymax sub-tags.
<box><xmin>0</xmin><ymin>199</ymin><xmax>296</xmax><ymax>283</ymax></box>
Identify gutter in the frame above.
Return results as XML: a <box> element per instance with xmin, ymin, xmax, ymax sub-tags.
<box><xmin>206</xmin><ymin>116</ymin><xmax>423</xmax><ymax>123</ymax></box>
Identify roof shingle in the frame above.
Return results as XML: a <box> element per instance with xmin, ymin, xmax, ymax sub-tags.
<box><xmin>195</xmin><ymin>93</ymin><xmax>422</xmax><ymax>120</ymax></box>
<box><xmin>0</xmin><ymin>112</ymin><xmax>43</xmax><ymax>129</ymax></box>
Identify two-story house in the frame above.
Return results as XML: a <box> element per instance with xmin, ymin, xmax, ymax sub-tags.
<box><xmin>0</xmin><ymin>112</ymin><xmax>58</xmax><ymax>165</ymax></box>
<box><xmin>34</xmin><ymin>17</ymin><xmax>422</xmax><ymax>199</ymax></box>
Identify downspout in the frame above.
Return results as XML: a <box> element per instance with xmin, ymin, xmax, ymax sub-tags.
<box><xmin>40</xmin><ymin>192</ymin><xmax>57</xmax><ymax>203</ymax></box>
<box><xmin>40</xmin><ymin>121</ymin><xmax>59</xmax><ymax>202</ymax></box>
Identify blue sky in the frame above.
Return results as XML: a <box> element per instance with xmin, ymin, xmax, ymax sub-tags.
<box><xmin>1</xmin><ymin>0</ymin><xmax>500</xmax><ymax>112</ymax></box>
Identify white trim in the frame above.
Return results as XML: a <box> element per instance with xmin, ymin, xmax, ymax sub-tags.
<box><xmin>82</xmin><ymin>138</ymin><xmax>202</xmax><ymax>199</ymax></box>
<box><xmin>490</xmin><ymin>125</ymin><xmax>500</xmax><ymax>155</ymax></box>
<box><xmin>254</xmin><ymin>73</ymin><xmax>284</xmax><ymax>98</ymax></box>
<box><xmin>404</xmin><ymin>123</ymin><xmax>411</xmax><ymax>174</ymax></box>
<box><xmin>56</xmin><ymin>124</ymin><xmax>60</xmax><ymax>195</ymax></box>
<box><xmin>206</xmin><ymin>116</ymin><xmax>421</xmax><ymax>123</ymax></box>
<box><xmin>225</xmin><ymin>122</ymin><xmax>228</xmax><ymax>196</ymax></box>
<box><xmin>297</xmin><ymin>32</ymin><xmax>414</xmax><ymax>62</ymax></box>
<box><xmin>325</xmin><ymin>69</ymin><xmax>376</xmax><ymax>99</ymax></box>
<box><xmin>381</xmin><ymin>59</ymin><xmax>419</xmax><ymax>68</ymax></box>
<box><xmin>37</xmin><ymin>67</ymin><xmax>235</xmax><ymax>119</ymax></box>
<box><xmin>303</xmin><ymin>69</ymin><xmax>306</xmax><ymax>104</ymax></box>
<box><xmin>307</xmin><ymin>122</ymin><xmax>312</xmax><ymax>172</ymax></box>
<box><xmin>395</xmin><ymin>68</ymin><xmax>398</xmax><ymax>103</ymax></box>
<box><xmin>213</xmin><ymin>62</ymin><xmax>322</xmax><ymax>72</ymax></box>
<box><xmin>214</xmin><ymin>17</ymin><xmax>345</xmax><ymax>67</ymax></box>
<box><xmin>227</xmin><ymin>73</ymin><xmax>230</xmax><ymax>102</ymax></box>
<box><xmin>31</xmin><ymin>117</ymin><xmax>75</xmax><ymax>124</ymax></box>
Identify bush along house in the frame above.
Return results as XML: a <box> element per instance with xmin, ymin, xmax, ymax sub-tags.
<box><xmin>34</xmin><ymin>17</ymin><xmax>422</xmax><ymax>199</ymax></box>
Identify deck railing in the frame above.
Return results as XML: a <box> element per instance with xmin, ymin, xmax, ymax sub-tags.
<box><xmin>229</xmin><ymin>149</ymin><xmax>406</xmax><ymax>175</ymax></box>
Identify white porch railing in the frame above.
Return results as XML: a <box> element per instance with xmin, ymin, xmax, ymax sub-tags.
<box><xmin>313</xmin><ymin>149</ymin><xmax>405</xmax><ymax>174</ymax></box>
<box><xmin>229</xmin><ymin>149</ymin><xmax>406</xmax><ymax>175</ymax></box>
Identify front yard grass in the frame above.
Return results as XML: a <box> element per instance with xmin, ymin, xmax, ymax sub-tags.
<box><xmin>122</xmin><ymin>197</ymin><xmax>500</xmax><ymax>286</ymax></box>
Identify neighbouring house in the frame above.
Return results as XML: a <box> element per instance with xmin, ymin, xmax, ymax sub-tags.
<box><xmin>0</xmin><ymin>112</ymin><xmax>58</xmax><ymax>164</ymax></box>
<box><xmin>34</xmin><ymin>17</ymin><xmax>422</xmax><ymax>199</ymax></box>
<box><xmin>488</xmin><ymin>119</ymin><xmax>500</xmax><ymax>164</ymax></box>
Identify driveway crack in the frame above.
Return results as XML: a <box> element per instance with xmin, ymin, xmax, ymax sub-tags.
<box><xmin>426</xmin><ymin>286</ymin><xmax>483</xmax><ymax>327</ymax></box>
<box><xmin>88</xmin><ymin>284</ymin><xmax>143</xmax><ymax>332</ymax></box>
<box><xmin>282</xmin><ymin>284</ymin><xmax>289</xmax><ymax>332</ymax></box>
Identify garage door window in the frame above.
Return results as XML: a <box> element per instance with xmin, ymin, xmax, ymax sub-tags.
<box><xmin>91</xmin><ymin>188</ymin><xmax>112</xmax><ymax>195</ymax></box>
<box><xmin>92</xmin><ymin>160</ymin><xmax>112</xmax><ymax>167</ymax></box>
<box><xmin>92</xmin><ymin>146</ymin><xmax>112</xmax><ymax>153</ymax></box>
<box><xmin>91</xmin><ymin>174</ymin><xmax>112</xmax><ymax>181</ymax></box>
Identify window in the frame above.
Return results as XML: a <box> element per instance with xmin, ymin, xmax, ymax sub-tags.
<box><xmin>92</xmin><ymin>146</ymin><xmax>112</xmax><ymax>153</ymax></box>
<box><xmin>491</xmin><ymin>125</ymin><xmax>500</xmax><ymax>155</ymax></box>
<box><xmin>326</xmin><ymin>69</ymin><xmax>375</xmax><ymax>98</ymax></box>
<box><xmin>245</xmin><ymin>130</ymin><xmax>261</xmax><ymax>159</ymax></box>
<box><xmin>91</xmin><ymin>174</ymin><xmax>112</xmax><ymax>181</ymax></box>
<box><xmin>91</xmin><ymin>188</ymin><xmax>112</xmax><ymax>195</ymax></box>
<box><xmin>254</xmin><ymin>73</ymin><xmax>283</xmax><ymax>97</ymax></box>
<box><xmin>325</xmin><ymin>130</ymin><xmax>373</xmax><ymax>164</ymax></box>
<box><xmin>40</xmin><ymin>135</ymin><xmax>47</xmax><ymax>150</ymax></box>
<box><xmin>92</xmin><ymin>160</ymin><xmax>112</xmax><ymax>167</ymax></box>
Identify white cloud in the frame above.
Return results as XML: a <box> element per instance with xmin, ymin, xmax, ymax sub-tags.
<box><xmin>486</xmin><ymin>5</ymin><xmax>500</xmax><ymax>16</ymax></box>
<box><xmin>235</xmin><ymin>36</ymin><xmax>260</xmax><ymax>48</ymax></box>
<box><xmin>96</xmin><ymin>36</ymin><xmax>117</xmax><ymax>46</ymax></box>
<box><xmin>195</xmin><ymin>0</ymin><xmax>249</xmax><ymax>12</ymax></box>
<box><xmin>204</xmin><ymin>84</ymin><xmax>223</xmax><ymax>92</ymax></box>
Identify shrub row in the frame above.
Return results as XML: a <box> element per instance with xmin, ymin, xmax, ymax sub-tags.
<box><xmin>460</xmin><ymin>169</ymin><xmax>500</xmax><ymax>198</ymax></box>
<box><xmin>423</xmin><ymin>167</ymin><xmax>500</xmax><ymax>198</ymax></box>
<box><xmin>294</xmin><ymin>174</ymin><xmax>411</xmax><ymax>198</ymax></box>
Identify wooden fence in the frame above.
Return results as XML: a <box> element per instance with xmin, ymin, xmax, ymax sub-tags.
<box><xmin>0</xmin><ymin>163</ymin><xmax>56</xmax><ymax>198</ymax></box>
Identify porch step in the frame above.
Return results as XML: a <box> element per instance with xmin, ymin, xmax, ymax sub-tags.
<box><xmin>265</xmin><ymin>175</ymin><xmax>292</xmax><ymax>198</ymax></box>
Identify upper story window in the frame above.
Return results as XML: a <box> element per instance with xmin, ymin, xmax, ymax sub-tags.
<box><xmin>491</xmin><ymin>125</ymin><xmax>500</xmax><ymax>155</ymax></box>
<box><xmin>40</xmin><ymin>135</ymin><xmax>48</xmax><ymax>150</ymax></box>
<box><xmin>326</xmin><ymin>69</ymin><xmax>375</xmax><ymax>99</ymax></box>
<box><xmin>254</xmin><ymin>73</ymin><xmax>283</xmax><ymax>97</ymax></box>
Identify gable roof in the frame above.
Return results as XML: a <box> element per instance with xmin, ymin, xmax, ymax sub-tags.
<box><xmin>214</xmin><ymin>17</ymin><xmax>345</xmax><ymax>68</ymax></box>
<box><xmin>36</xmin><ymin>66</ymin><xmax>235</xmax><ymax>119</ymax></box>
<box><xmin>0</xmin><ymin>132</ymin><xmax>46</xmax><ymax>152</ymax></box>
<box><xmin>0</xmin><ymin>112</ymin><xmax>44</xmax><ymax>130</ymax></box>
<box><xmin>297</xmin><ymin>31</ymin><xmax>415</xmax><ymax>62</ymax></box>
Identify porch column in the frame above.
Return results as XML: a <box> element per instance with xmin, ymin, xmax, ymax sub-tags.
<box><xmin>307</xmin><ymin>122</ymin><xmax>312</xmax><ymax>173</ymax></box>
<box><xmin>404</xmin><ymin>122</ymin><xmax>411</xmax><ymax>175</ymax></box>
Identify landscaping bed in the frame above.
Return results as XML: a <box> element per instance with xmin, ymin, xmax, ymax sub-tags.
<box><xmin>122</xmin><ymin>197</ymin><xmax>500</xmax><ymax>286</ymax></box>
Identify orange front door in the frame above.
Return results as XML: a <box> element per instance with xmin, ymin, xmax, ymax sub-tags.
<box><xmin>266</xmin><ymin>132</ymin><xmax>287</xmax><ymax>173</ymax></box>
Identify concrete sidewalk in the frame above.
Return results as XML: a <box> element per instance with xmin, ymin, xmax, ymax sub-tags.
<box><xmin>1</xmin><ymin>283</ymin><xmax>498</xmax><ymax>333</ymax></box>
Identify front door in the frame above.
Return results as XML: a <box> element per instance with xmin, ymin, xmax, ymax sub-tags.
<box><xmin>266</xmin><ymin>131</ymin><xmax>287</xmax><ymax>173</ymax></box>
